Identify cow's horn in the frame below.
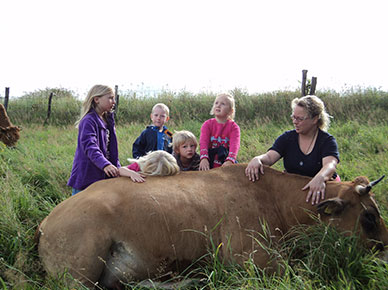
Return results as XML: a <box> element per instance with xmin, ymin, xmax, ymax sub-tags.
<box><xmin>358</xmin><ymin>175</ymin><xmax>385</xmax><ymax>196</ymax></box>
<box><xmin>370</xmin><ymin>175</ymin><xmax>385</xmax><ymax>187</ymax></box>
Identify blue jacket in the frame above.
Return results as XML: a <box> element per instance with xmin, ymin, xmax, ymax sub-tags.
<box><xmin>132</xmin><ymin>125</ymin><xmax>172</xmax><ymax>158</ymax></box>
<box><xmin>67</xmin><ymin>109</ymin><xmax>120</xmax><ymax>191</ymax></box>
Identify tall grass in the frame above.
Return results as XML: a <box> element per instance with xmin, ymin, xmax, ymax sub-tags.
<box><xmin>5</xmin><ymin>87</ymin><xmax>388</xmax><ymax>126</ymax></box>
<box><xmin>1</xmin><ymin>87</ymin><xmax>388</xmax><ymax>289</ymax></box>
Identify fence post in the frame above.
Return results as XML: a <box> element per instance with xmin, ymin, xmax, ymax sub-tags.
<box><xmin>4</xmin><ymin>87</ymin><xmax>10</xmax><ymax>111</ymax></box>
<box><xmin>44</xmin><ymin>92</ymin><xmax>54</xmax><ymax>125</ymax></box>
<box><xmin>310</xmin><ymin>77</ymin><xmax>317</xmax><ymax>95</ymax></box>
<box><xmin>114</xmin><ymin>85</ymin><xmax>119</xmax><ymax>122</ymax></box>
<box><xmin>301</xmin><ymin>70</ymin><xmax>308</xmax><ymax>96</ymax></box>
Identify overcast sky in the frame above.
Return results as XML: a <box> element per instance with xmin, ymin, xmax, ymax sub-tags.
<box><xmin>1</xmin><ymin>0</ymin><xmax>387</xmax><ymax>98</ymax></box>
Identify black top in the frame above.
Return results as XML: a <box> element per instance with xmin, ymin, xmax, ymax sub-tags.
<box><xmin>173</xmin><ymin>152</ymin><xmax>200</xmax><ymax>171</ymax></box>
<box><xmin>269</xmin><ymin>129</ymin><xmax>340</xmax><ymax>178</ymax></box>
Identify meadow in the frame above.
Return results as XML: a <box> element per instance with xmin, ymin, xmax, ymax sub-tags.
<box><xmin>1</xmin><ymin>87</ymin><xmax>388</xmax><ymax>289</ymax></box>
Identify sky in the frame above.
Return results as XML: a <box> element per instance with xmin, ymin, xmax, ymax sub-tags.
<box><xmin>1</xmin><ymin>0</ymin><xmax>387</xmax><ymax>98</ymax></box>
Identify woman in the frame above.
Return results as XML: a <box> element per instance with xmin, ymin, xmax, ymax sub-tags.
<box><xmin>245</xmin><ymin>95</ymin><xmax>339</xmax><ymax>205</ymax></box>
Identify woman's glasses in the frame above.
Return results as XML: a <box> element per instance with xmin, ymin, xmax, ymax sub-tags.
<box><xmin>290</xmin><ymin>115</ymin><xmax>309</xmax><ymax>122</ymax></box>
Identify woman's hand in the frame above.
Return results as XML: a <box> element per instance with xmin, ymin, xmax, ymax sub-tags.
<box><xmin>245</xmin><ymin>151</ymin><xmax>280</xmax><ymax>182</ymax></box>
<box><xmin>199</xmin><ymin>158</ymin><xmax>210</xmax><ymax>171</ymax></box>
<box><xmin>303</xmin><ymin>156</ymin><xmax>338</xmax><ymax>205</ymax></box>
<box><xmin>245</xmin><ymin>156</ymin><xmax>264</xmax><ymax>182</ymax></box>
<box><xmin>303</xmin><ymin>174</ymin><xmax>326</xmax><ymax>205</ymax></box>
<box><xmin>104</xmin><ymin>164</ymin><xmax>119</xmax><ymax>177</ymax></box>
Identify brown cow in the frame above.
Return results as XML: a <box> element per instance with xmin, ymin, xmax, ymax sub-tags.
<box><xmin>37</xmin><ymin>165</ymin><xmax>388</xmax><ymax>289</ymax></box>
<box><xmin>0</xmin><ymin>103</ymin><xmax>20</xmax><ymax>147</ymax></box>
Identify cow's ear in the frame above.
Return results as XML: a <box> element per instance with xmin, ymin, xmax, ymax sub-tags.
<box><xmin>353</xmin><ymin>176</ymin><xmax>370</xmax><ymax>186</ymax></box>
<box><xmin>356</xmin><ymin>175</ymin><xmax>385</xmax><ymax>196</ymax></box>
<box><xmin>317</xmin><ymin>198</ymin><xmax>346</xmax><ymax>216</ymax></box>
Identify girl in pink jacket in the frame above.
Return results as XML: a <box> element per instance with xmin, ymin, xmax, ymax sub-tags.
<box><xmin>199</xmin><ymin>93</ymin><xmax>241</xmax><ymax>170</ymax></box>
<box><xmin>119</xmin><ymin>150</ymin><xmax>179</xmax><ymax>182</ymax></box>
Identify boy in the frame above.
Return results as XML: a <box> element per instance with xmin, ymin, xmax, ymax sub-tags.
<box><xmin>172</xmin><ymin>130</ymin><xmax>200</xmax><ymax>171</ymax></box>
<box><xmin>132</xmin><ymin>103</ymin><xmax>173</xmax><ymax>158</ymax></box>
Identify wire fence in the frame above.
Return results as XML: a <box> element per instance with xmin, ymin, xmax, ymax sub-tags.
<box><xmin>3</xmin><ymin>71</ymin><xmax>388</xmax><ymax>127</ymax></box>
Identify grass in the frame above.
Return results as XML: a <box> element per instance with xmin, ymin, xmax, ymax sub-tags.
<box><xmin>1</xmin><ymin>88</ymin><xmax>388</xmax><ymax>289</ymax></box>
<box><xmin>5</xmin><ymin>87</ymin><xmax>388</xmax><ymax>126</ymax></box>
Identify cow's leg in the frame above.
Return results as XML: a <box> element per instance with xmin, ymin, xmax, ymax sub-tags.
<box><xmin>252</xmin><ymin>250</ymin><xmax>281</xmax><ymax>274</ymax></box>
<box><xmin>218</xmin><ymin>226</ymin><xmax>282</xmax><ymax>274</ymax></box>
<box><xmin>67</xmin><ymin>230</ymin><xmax>116</xmax><ymax>288</ymax></box>
<box><xmin>99</xmin><ymin>241</ymin><xmax>159</xmax><ymax>288</ymax></box>
<box><xmin>99</xmin><ymin>241</ymin><xmax>139</xmax><ymax>288</ymax></box>
<box><xmin>39</xmin><ymin>225</ymin><xmax>113</xmax><ymax>288</ymax></box>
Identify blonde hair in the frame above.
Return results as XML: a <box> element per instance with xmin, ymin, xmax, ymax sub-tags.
<box><xmin>172</xmin><ymin>130</ymin><xmax>198</xmax><ymax>152</ymax></box>
<box><xmin>210</xmin><ymin>93</ymin><xmax>236</xmax><ymax>120</ymax></box>
<box><xmin>128</xmin><ymin>150</ymin><xmax>179</xmax><ymax>176</ymax></box>
<box><xmin>75</xmin><ymin>85</ymin><xmax>114</xmax><ymax>127</ymax></box>
<box><xmin>152</xmin><ymin>103</ymin><xmax>170</xmax><ymax>116</ymax></box>
<box><xmin>291</xmin><ymin>95</ymin><xmax>331</xmax><ymax>131</ymax></box>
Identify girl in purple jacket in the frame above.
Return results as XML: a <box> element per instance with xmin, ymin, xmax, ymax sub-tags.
<box><xmin>67</xmin><ymin>85</ymin><xmax>120</xmax><ymax>195</ymax></box>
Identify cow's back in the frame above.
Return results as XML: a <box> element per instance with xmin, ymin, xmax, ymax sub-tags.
<box><xmin>78</xmin><ymin>165</ymin><xmax>328</xmax><ymax>264</ymax></box>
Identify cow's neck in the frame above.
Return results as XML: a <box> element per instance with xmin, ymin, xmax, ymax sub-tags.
<box><xmin>264</xmin><ymin>167</ymin><xmax>324</xmax><ymax>229</ymax></box>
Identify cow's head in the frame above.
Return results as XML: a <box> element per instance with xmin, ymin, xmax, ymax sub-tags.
<box><xmin>317</xmin><ymin>175</ymin><xmax>388</xmax><ymax>254</ymax></box>
<box><xmin>0</xmin><ymin>125</ymin><xmax>21</xmax><ymax>147</ymax></box>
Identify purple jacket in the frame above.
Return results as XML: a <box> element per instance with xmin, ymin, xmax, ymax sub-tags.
<box><xmin>67</xmin><ymin>109</ymin><xmax>120</xmax><ymax>191</ymax></box>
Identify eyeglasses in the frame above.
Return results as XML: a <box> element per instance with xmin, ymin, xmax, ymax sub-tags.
<box><xmin>290</xmin><ymin>114</ymin><xmax>309</xmax><ymax>122</ymax></box>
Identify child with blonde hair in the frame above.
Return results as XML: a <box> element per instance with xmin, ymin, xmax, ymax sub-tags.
<box><xmin>172</xmin><ymin>130</ymin><xmax>200</xmax><ymax>171</ymax></box>
<box><xmin>199</xmin><ymin>93</ymin><xmax>240</xmax><ymax>170</ymax></box>
<box><xmin>132</xmin><ymin>103</ymin><xmax>173</xmax><ymax>158</ymax></box>
<box><xmin>119</xmin><ymin>150</ymin><xmax>179</xmax><ymax>182</ymax></box>
<box><xmin>68</xmin><ymin>85</ymin><xmax>120</xmax><ymax>195</ymax></box>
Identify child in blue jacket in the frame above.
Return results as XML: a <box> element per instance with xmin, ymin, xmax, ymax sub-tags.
<box><xmin>132</xmin><ymin>103</ymin><xmax>173</xmax><ymax>158</ymax></box>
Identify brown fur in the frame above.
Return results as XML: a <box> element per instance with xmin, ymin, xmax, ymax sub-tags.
<box><xmin>37</xmin><ymin>165</ymin><xmax>388</xmax><ymax>289</ymax></box>
<box><xmin>0</xmin><ymin>104</ymin><xmax>20</xmax><ymax>147</ymax></box>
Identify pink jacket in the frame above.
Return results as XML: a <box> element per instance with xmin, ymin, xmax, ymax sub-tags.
<box><xmin>200</xmin><ymin>118</ymin><xmax>240</xmax><ymax>167</ymax></box>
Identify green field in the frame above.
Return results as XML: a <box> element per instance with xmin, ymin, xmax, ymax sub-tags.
<box><xmin>1</xmin><ymin>88</ymin><xmax>388</xmax><ymax>289</ymax></box>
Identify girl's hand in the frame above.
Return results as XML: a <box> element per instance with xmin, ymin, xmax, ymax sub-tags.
<box><xmin>104</xmin><ymin>165</ymin><xmax>119</xmax><ymax>177</ymax></box>
<box><xmin>222</xmin><ymin>160</ymin><xmax>234</xmax><ymax>167</ymax></box>
<box><xmin>129</xmin><ymin>171</ymin><xmax>146</xmax><ymax>183</ymax></box>
<box><xmin>199</xmin><ymin>159</ymin><xmax>210</xmax><ymax>171</ymax></box>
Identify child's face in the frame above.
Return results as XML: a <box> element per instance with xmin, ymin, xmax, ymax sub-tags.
<box><xmin>150</xmin><ymin>107</ymin><xmax>169</xmax><ymax>128</ymax></box>
<box><xmin>94</xmin><ymin>92</ymin><xmax>115</xmax><ymax>114</ymax></box>
<box><xmin>176</xmin><ymin>140</ymin><xmax>197</xmax><ymax>160</ymax></box>
<box><xmin>213</xmin><ymin>95</ymin><xmax>232</xmax><ymax>120</ymax></box>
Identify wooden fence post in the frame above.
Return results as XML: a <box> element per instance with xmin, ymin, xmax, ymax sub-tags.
<box><xmin>114</xmin><ymin>85</ymin><xmax>119</xmax><ymax>121</ymax></box>
<box><xmin>301</xmin><ymin>70</ymin><xmax>318</xmax><ymax>96</ymax></box>
<box><xmin>310</xmin><ymin>77</ymin><xmax>317</xmax><ymax>95</ymax></box>
<box><xmin>4</xmin><ymin>87</ymin><xmax>10</xmax><ymax>111</ymax></box>
<box><xmin>301</xmin><ymin>70</ymin><xmax>308</xmax><ymax>96</ymax></box>
<box><xmin>44</xmin><ymin>92</ymin><xmax>54</xmax><ymax>125</ymax></box>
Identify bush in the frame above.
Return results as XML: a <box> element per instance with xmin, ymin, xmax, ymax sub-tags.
<box><xmin>4</xmin><ymin>87</ymin><xmax>388</xmax><ymax>126</ymax></box>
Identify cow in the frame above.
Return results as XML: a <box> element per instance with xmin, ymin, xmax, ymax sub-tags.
<box><xmin>37</xmin><ymin>164</ymin><xmax>388</xmax><ymax>289</ymax></box>
<box><xmin>0</xmin><ymin>103</ymin><xmax>20</xmax><ymax>147</ymax></box>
